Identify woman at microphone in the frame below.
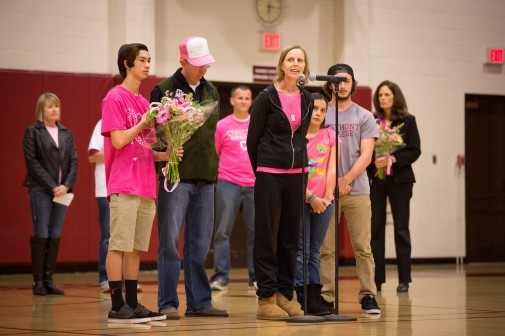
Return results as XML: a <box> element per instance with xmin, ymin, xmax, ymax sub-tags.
<box><xmin>247</xmin><ymin>45</ymin><xmax>313</xmax><ymax>320</ymax></box>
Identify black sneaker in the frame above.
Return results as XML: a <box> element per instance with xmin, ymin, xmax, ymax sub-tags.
<box><xmin>396</xmin><ymin>283</ymin><xmax>409</xmax><ymax>293</ymax></box>
<box><xmin>108</xmin><ymin>304</ymin><xmax>151</xmax><ymax>324</ymax></box>
<box><xmin>361</xmin><ymin>295</ymin><xmax>381</xmax><ymax>314</ymax></box>
<box><xmin>320</xmin><ymin>297</ymin><xmax>334</xmax><ymax>311</ymax></box>
<box><xmin>133</xmin><ymin>303</ymin><xmax>167</xmax><ymax>321</ymax></box>
<box><xmin>185</xmin><ymin>306</ymin><xmax>229</xmax><ymax>317</ymax></box>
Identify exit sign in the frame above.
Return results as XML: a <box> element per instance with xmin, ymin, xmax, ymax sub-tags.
<box><xmin>486</xmin><ymin>48</ymin><xmax>504</xmax><ymax>64</ymax></box>
<box><xmin>262</xmin><ymin>32</ymin><xmax>281</xmax><ymax>51</ymax></box>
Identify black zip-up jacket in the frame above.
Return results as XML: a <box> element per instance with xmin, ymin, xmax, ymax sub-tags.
<box><xmin>23</xmin><ymin>121</ymin><xmax>78</xmax><ymax>192</ymax></box>
<box><xmin>247</xmin><ymin>84</ymin><xmax>313</xmax><ymax>173</ymax></box>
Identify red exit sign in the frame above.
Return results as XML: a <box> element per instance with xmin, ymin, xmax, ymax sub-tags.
<box><xmin>262</xmin><ymin>32</ymin><xmax>281</xmax><ymax>51</ymax></box>
<box><xmin>486</xmin><ymin>48</ymin><xmax>504</xmax><ymax>64</ymax></box>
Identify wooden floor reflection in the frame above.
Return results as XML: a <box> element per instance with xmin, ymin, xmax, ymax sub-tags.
<box><xmin>0</xmin><ymin>263</ymin><xmax>504</xmax><ymax>335</ymax></box>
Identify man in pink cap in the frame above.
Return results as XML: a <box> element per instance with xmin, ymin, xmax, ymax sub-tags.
<box><xmin>150</xmin><ymin>36</ymin><xmax>228</xmax><ymax>319</ymax></box>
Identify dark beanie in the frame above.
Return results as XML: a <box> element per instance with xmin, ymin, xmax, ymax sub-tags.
<box><xmin>327</xmin><ymin>63</ymin><xmax>354</xmax><ymax>81</ymax></box>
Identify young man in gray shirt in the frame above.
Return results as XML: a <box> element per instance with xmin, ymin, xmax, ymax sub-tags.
<box><xmin>320</xmin><ymin>64</ymin><xmax>381</xmax><ymax>314</ymax></box>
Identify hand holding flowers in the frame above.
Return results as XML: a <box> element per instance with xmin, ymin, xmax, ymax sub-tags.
<box><xmin>374</xmin><ymin>118</ymin><xmax>405</xmax><ymax>179</ymax></box>
<box><xmin>147</xmin><ymin>89</ymin><xmax>218</xmax><ymax>191</ymax></box>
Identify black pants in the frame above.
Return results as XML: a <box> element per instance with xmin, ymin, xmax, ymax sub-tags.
<box><xmin>370</xmin><ymin>177</ymin><xmax>413</xmax><ymax>285</ymax></box>
<box><xmin>253</xmin><ymin>172</ymin><xmax>306</xmax><ymax>300</ymax></box>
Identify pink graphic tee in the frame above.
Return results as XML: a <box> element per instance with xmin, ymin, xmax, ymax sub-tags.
<box><xmin>215</xmin><ymin>115</ymin><xmax>255</xmax><ymax>187</ymax></box>
<box><xmin>307</xmin><ymin>128</ymin><xmax>337</xmax><ymax>198</ymax></box>
<box><xmin>101</xmin><ymin>85</ymin><xmax>156</xmax><ymax>199</ymax></box>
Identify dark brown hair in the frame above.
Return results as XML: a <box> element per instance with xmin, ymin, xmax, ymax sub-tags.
<box><xmin>373</xmin><ymin>80</ymin><xmax>410</xmax><ymax>121</ymax></box>
<box><xmin>322</xmin><ymin>63</ymin><xmax>357</xmax><ymax>100</ymax></box>
<box><xmin>311</xmin><ymin>92</ymin><xmax>329</xmax><ymax>129</ymax></box>
<box><xmin>117</xmin><ymin>43</ymin><xmax>149</xmax><ymax>79</ymax></box>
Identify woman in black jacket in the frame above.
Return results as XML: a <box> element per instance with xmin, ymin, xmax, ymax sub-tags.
<box><xmin>23</xmin><ymin>93</ymin><xmax>78</xmax><ymax>296</ymax></box>
<box><xmin>247</xmin><ymin>45</ymin><xmax>313</xmax><ymax>320</ymax></box>
<box><xmin>367</xmin><ymin>81</ymin><xmax>421</xmax><ymax>293</ymax></box>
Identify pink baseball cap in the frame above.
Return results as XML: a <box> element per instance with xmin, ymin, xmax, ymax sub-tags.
<box><xmin>179</xmin><ymin>36</ymin><xmax>216</xmax><ymax>66</ymax></box>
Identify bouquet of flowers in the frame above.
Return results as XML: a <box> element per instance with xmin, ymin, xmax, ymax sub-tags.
<box><xmin>374</xmin><ymin>118</ymin><xmax>405</xmax><ymax>179</ymax></box>
<box><xmin>147</xmin><ymin>89</ymin><xmax>218</xmax><ymax>191</ymax></box>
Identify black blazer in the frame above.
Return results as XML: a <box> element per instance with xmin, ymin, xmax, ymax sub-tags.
<box><xmin>367</xmin><ymin>115</ymin><xmax>421</xmax><ymax>184</ymax></box>
<box><xmin>23</xmin><ymin>121</ymin><xmax>78</xmax><ymax>192</ymax></box>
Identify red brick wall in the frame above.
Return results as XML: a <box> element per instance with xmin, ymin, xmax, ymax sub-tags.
<box><xmin>0</xmin><ymin>69</ymin><xmax>370</xmax><ymax>266</ymax></box>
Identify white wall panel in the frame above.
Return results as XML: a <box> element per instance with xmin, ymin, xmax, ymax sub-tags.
<box><xmin>1</xmin><ymin>0</ymin><xmax>504</xmax><ymax>258</ymax></box>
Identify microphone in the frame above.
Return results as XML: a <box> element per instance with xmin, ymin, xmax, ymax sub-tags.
<box><xmin>297</xmin><ymin>74</ymin><xmax>306</xmax><ymax>87</ymax></box>
<box><xmin>309</xmin><ymin>73</ymin><xmax>348</xmax><ymax>83</ymax></box>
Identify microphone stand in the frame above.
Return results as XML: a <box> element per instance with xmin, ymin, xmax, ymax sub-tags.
<box><xmin>287</xmin><ymin>79</ymin><xmax>325</xmax><ymax>323</ymax></box>
<box><xmin>322</xmin><ymin>79</ymin><xmax>357</xmax><ymax>322</ymax></box>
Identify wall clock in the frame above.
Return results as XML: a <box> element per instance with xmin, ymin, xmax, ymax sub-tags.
<box><xmin>256</xmin><ymin>0</ymin><xmax>284</xmax><ymax>26</ymax></box>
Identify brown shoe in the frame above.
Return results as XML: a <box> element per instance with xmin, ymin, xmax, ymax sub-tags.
<box><xmin>257</xmin><ymin>295</ymin><xmax>289</xmax><ymax>320</ymax></box>
<box><xmin>275</xmin><ymin>292</ymin><xmax>303</xmax><ymax>317</ymax></box>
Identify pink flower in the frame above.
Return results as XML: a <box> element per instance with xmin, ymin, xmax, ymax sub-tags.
<box><xmin>156</xmin><ymin>106</ymin><xmax>171</xmax><ymax>124</ymax></box>
<box><xmin>173</xmin><ymin>91</ymin><xmax>181</xmax><ymax>101</ymax></box>
<box><xmin>194</xmin><ymin>114</ymin><xmax>205</xmax><ymax>123</ymax></box>
<box><xmin>389</xmin><ymin>133</ymin><xmax>402</xmax><ymax>143</ymax></box>
<box><xmin>172</xmin><ymin>115</ymin><xmax>185</xmax><ymax>122</ymax></box>
<box><xmin>179</xmin><ymin>101</ymin><xmax>194</xmax><ymax>113</ymax></box>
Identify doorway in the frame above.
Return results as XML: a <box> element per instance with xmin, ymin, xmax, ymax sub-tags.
<box><xmin>465</xmin><ymin>94</ymin><xmax>505</xmax><ymax>262</ymax></box>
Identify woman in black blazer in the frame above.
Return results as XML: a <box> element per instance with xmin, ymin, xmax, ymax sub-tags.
<box><xmin>23</xmin><ymin>93</ymin><xmax>78</xmax><ymax>296</ymax></box>
<box><xmin>367</xmin><ymin>81</ymin><xmax>421</xmax><ymax>293</ymax></box>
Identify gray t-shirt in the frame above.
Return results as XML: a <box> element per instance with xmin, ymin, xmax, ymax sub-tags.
<box><xmin>325</xmin><ymin>102</ymin><xmax>378</xmax><ymax>195</ymax></box>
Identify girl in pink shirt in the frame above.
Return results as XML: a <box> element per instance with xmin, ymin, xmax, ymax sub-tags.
<box><xmin>294</xmin><ymin>93</ymin><xmax>340</xmax><ymax>316</ymax></box>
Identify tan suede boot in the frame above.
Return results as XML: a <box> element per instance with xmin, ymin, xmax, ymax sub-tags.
<box><xmin>257</xmin><ymin>295</ymin><xmax>289</xmax><ymax>320</ymax></box>
<box><xmin>276</xmin><ymin>292</ymin><xmax>303</xmax><ymax>317</ymax></box>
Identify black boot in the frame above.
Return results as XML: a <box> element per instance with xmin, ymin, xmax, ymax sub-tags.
<box><xmin>44</xmin><ymin>238</ymin><xmax>64</xmax><ymax>295</ymax></box>
<box><xmin>295</xmin><ymin>286</ymin><xmax>304</xmax><ymax>309</ymax></box>
<box><xmin>307</xmin><ymin>284</ymin><xmax>333</xmax><ymax>316</ymax></box>
<box><xmin>30</xmin><ymin>236</ymin><xmax>47</xmax><ymax>296</ymax></box>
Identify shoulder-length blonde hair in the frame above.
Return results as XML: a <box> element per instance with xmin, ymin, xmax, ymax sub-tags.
<box><xmin>35</xmin><ymin>93</ymin><xmax>61</xmax><ymax>121</ymax></box>
<box><xmin>273</xmin><ymin>45</ymin><xmax>310</xmax><ymax>83</ymax></box>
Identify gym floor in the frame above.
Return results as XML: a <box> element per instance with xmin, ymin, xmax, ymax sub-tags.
<box><xmin>0</xmin><ymin>263</ymin><xmax>504</xmax><ymax>335</ymax></box>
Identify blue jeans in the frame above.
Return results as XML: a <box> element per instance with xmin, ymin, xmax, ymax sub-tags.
<box><xmin>210</xmin><ymin>180</ymin><xmax>255</xmax><ymax>284</ymax></box>
<box><xmin>295</xmin><ymin>202</ymin><xmax>333</xmax><ymax>286</ymax></box>
<box><xmin>97</xmin><ymin>197</ymin><xmax>110</xmax><ymax>283</ymax></box>
<box><xmin>29</xmin><ymin>186</ymin><xmax>67</xmax><ymax>238</ymax></box>
<box><xmin>157</xmin><ymin>179</ymin><xmax>215</xmax><ymax>312</ymax></box>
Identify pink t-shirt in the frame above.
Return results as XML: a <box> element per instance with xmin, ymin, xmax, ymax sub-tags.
<box><xmin>257</xmin><ymin>92</ymin><xmax>303</xmax><ymax>174</ymax></box>
<box><xmin>46</xmin><ymin>125</ymin><xmax>59</xmax><ymax>147</ymax></box>
<box><xmin>278</xmin><ymin>93</ymin><xmax>301</xmax><ymax>131</ymax></box>
<box><xmin>46</xmin><ymin>125</ymin><xmax>62</xmax><ymax>183</ymax></box>
<box><xmin>101</xmin><ymin>85</ymin><xmax>156</xmax><ymax>199</ymax></box>
<box><xmin>307</xmin><ymin>128</ymin><xmax>337</xmax><ymax>198</ymax></box>
<box><xmin>215</xmin><ymin>115</ymin><xmax>255</xmax><ymax>187</ymax></box>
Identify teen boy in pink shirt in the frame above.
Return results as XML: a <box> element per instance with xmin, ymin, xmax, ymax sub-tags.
<box><xmin>101</xmin><ymin>43</ymin><xmax>168</xmax><ymax>323</ymax></box>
